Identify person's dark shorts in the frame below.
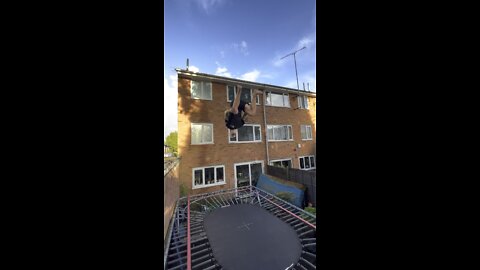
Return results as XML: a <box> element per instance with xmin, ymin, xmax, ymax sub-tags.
<box><xmin>225</xmin><ymin>112</ymin><xmax>244</xmax><ymax>130</ymax></box>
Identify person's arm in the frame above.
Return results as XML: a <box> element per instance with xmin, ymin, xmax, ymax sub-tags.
<box><xmin>231</xmin><ymin>85</ymin><xmax>242</xmax><ymax>114</ymax></box>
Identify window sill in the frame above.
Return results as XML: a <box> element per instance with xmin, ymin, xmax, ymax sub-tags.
<box><xmin>229</xmin><ymin>140</ymin><xmax>263</xmax><ymax>144</ymax></box>
<box><xmin>191</xmin><ymin>97</ymin><xmax>213</xmax><ymax>101</ymax></box>
<box><xmin>192</xmin><ymin>182</ymin><xmax>226</xmax><ymax>190</ymax></box>
<box><xmin>267</xmin><ymin>140</ymin><xmax>294</xmax><ymax>142</ymax></box>
<box><xmin>299</xmin><ymin>168</ymin><xmax>316</xmax><ymax>171</ymax></box>
<box><xmin>191</xmin><ymin>142</ymin><xmax>214</xmax><ymax>145</ymax></box>
<box><xmin>301</xmin><ymin>138</ymin><xmax>313</xmax><ymax>141</ymax></box>
<box><xmin>265</xmin><ymin>104</ymin><xmax>291</xmax><ymax>108</ymax></box>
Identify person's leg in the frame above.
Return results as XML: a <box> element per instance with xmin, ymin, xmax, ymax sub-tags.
<box><xmin>230</xmin><ymin>85</ymin><xmax>243</xmax><ymax>114</ymax></box>
<box><xmin>244</xmin><ymin>89</ymin><xmax>263</xmax><ymax>116</ymax></box>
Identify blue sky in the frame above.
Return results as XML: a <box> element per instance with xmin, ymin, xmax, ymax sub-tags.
<box><xmin>164</xmin><ymin>0</ymin><xmax>316</xmax><ymax>139</ymax></box>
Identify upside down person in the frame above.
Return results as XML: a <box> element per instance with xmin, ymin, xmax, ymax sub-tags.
<box><xmin>225</xmin><ymin>85</ymin><xmax>263</xmax><ymax>132</ymax></box>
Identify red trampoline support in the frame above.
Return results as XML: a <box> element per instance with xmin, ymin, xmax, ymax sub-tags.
<box><xmin>187</xmin><ymin>195</ymin><xmax>192</xmax><ymax>270</ymax></box>
<box><xmin>262</xmin><ymin>196</ymin><xmax>316</xmax><ymax>230</ymax></box>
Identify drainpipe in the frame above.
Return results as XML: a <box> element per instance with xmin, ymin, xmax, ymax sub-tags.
<box><xmin>262</xmin><ymin>89</ymin><xmax>270</xmax><ymax>166</ymax></box>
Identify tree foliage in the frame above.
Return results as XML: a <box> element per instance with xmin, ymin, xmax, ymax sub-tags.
<box><xmin>165</xmin><ymin>131</ymin><xmax>178</xmax><ymax>154</ymax></box>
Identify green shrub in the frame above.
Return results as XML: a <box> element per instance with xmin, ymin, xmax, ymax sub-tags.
<box><xmin>276</xmin><ymin>192</ymin><xmax>295</xmax><ymax>203</ymax></box>
<box><xmin>304</xmin><ymin>207</ymin><xmax>316</xmax><ymax>216</ymax></box>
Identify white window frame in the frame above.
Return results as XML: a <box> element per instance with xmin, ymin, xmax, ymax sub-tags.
<box><xmin>234</xmin><ymin>160</ymin><xmax>264</xmax><ymax>189</ymax></box>
<box><xmin>269</xmin><ymin>158</ymin><xmax>293</xmax><ymax>168</ymax></box>
<box><xmin>192</xmin><ymin>165</ymin><xmax>226</xmax><ymax>189</ymax></box>
<box><xmin>301</xmin><ymin>125</ymin><xmax>313</xmax><ymax>141</ymax></box>
<box><xmin>191</xmin><ymin>123</ymin><xmax>214</xmax><ymax>145</ymax></box>
<box><xmin>267</xmin><ymin>125</ymin><xmax>293</xmax><ymax>141</ymax></box>
<box><xmin>265</xmin><ymin>91</ymin><xmax>290</xmax><ymax>108</ymax></box>
<box><xmin>226</xmin><ymin>85</ymin><xmax>260</xmax><ymax>105</ymax></box>
<box><xmin>191</xmin><ymin>80</ymin><xmax>212</xmax><ymax>100</ymax></box>
<box><xmin>228</xmin><ymin>124</ymin><xmax>262</xmax><ymax>143</ymax></box>
<box><xmin>297</xmin><ymin>95</ymin><xmax>309</xmax><ymax>109</ymax></box>
<box><xmin>298</xmin><ymin>155</ymin><xmax>316</xmax><ymax>170</ymax></box>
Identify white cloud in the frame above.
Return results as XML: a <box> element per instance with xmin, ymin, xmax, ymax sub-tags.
<box><xmin>297</xmin><ymin>36</ymin><xmax>314</xmax><ymax>49</ymax></box>
<box><xmin>164</xmin><ymin>74</ymin><xmax>178</xmax><ymax>140</ymax></box>
<box><xmin>240</xmin><ymin>69</ymin><xmax>260</xmax><ymax>82</ymax></box>
<box><xmin>220</xmin><ymin>50</ymin><xmax>225</xmax><ymax>58</ymax></box>
<box><xmin>215</xmin><ymin>66</ymin><xmax>232</xmax><ymax>77</ymax></box>
<box><xmin>193</xmin><ymin>0</ymin><xmax>225</xmax><ymax>13</ymax></box>
<box><xmin>232</xmin><ymin>41</ymin><xmax>249</xmax><ymax>56</ymax></box>
<box><xmin>188</xmin><ymin>65</ymin><xmax>200</xmax><ymax>72</ymax></box>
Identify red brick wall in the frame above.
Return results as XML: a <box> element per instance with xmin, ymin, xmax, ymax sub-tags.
<box><xmin>177</xmin><ymin>76</ymin><xmax>316</xmax><ymax>195</ymax></box>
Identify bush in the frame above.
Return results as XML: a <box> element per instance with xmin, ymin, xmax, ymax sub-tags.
<box><xmin>180</xmin><ymin>183</ymin><xmax>188</xmax><ymax>197</ymax></box>
<box><xmin>304</xmin><ymin>207</ymin><xmax>316</xmax><ymax>216</ymax></box>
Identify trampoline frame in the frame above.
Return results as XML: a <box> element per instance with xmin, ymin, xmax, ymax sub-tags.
<box><xmin>164</xmin><ymin>185</ymin><xmax>317</xmax><ymax>270</ymax></box>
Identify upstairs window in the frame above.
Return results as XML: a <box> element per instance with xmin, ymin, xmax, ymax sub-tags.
<box><xmin>299</xmin><ymin>155</ymin><xmax>316</xmax><ymax>170</ymax></box>
<box><xmin>267</xmin><ymin>125</ymin><xmax>293</xmax><ymax>141</ymax></box>
<box><xmin>227</xmin><ymin>86</ymin><xmax>260</xmax><ymax>105</ymax></box>
<box><xmin>265</xmin><ymin>92</ymin><xmax>289</xmax><ymax>107</ymax></box>
<box><xmin>229</xmin><ymin>124</ymin><xmax>262</xmax><ymax>143</ymax></box>
<box><xmin>298</xmin><ymin>95</ymin><xmax>309</xmax><ymax>109</ymax></box>
<box><xmin>301</xmin><ymin>125</ymin><xmax>313</xmax><ymax>140</ymax></box>
<box><xmin>191</xmin><ymin>123</ymin><xmax>213</xmax><ymax>145</ymax></box>
<box><xmin>191</xmin><ymin>81</ymin><xmax>212</xmax><ymax>100</ymax></box>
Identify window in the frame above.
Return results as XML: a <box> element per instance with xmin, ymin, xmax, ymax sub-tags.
<box><xmin>191</xmin><ymin>123</ymin><xmax>213</xmax><ymax>144</ymax></box>
<box><xmin>270</xmin><ymin>159</ymin><xmax>292</xmax><ymax>168</ymax></box>
<box><xmin>229</xmin><ymin>124</ymin><xmax>262</xmax><ymax>143</ymax></box>
<box><xmin>192</xmin><ymin>165</ymin><xmax>225</xmax><ymax>189</ymax></box>
<box><xmin>299</xmin><ymin>155</ymin><xmax>316</xmax><ymax>170</ymax></box>
<box><xmin>301</xmin><ymin>125</ymin><xmax>313</xmax><ymax>140</ymax></box>
<box><xmin>191</xmin><ymin>81</ymin><xmax>212</xmax><ymax>100</ymax></box>
<box><xmin>265</xmin><ymin>92</ymin><xmax>289</xmax><ymax>107</ymax></box>
<box><xmin>227</xmin><ymin>86</ymin><xmax>261</xmax><ymax>105</ymax></box>
<box><xmin>235</xmin><ymin>161</ymin><xmax>263</xmax><ymax>188</ymax></box>
<box><xmin>267</xmin><ymin>125</ymin><xmax>293</xmax><ymax>141</ymax></box>
<box><xmin>297</xmin><ymin>95</ymin><xmax>309</xmax><ymax>109</ymax></box>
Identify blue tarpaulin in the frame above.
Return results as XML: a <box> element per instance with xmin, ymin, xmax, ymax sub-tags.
<box><xmin>256</xmin><ymin>174</ymin><xmax>305</xmax><ymax>207</ymax></box>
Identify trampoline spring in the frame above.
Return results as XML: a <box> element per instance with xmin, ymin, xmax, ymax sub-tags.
<box><xmin>191</xmin><ymin>258</ymin><xmax>214</xmax><ymax>269</ymax></box>
<box><xmin>166</xmin><ymin>255</ymin><xmax>187</xmax><ymax>265</ymax></box>
<box><xmin>191</xmin><ymin>253</ymin><xmax>212</xmax><ymax>264</ymax></box>
<box><xmin>293</xmin><ymin>222</ymin><xmax>306</xmax><ymax>228</ymax></box>
<box><xmin>298</xmin><ymin>230</ymin><xmax>315</xmax><ymax>238</ymax></box>
<box><xmin>167</xmin><ymin>262</ymin><xmax>187</xmax><ymax>270</ymax></box>
<box><xmin>296</xmin><ymin>225</ymin><xmax>310</xmax><ymax>233</ymax></box>
<box><xmin>302</xmin><ymin>250</ymin><xmax>316</xmax><ymax>258</ymax></box>
<box><xmin>190</xmin><ymin>247</ymin><xmax>211</xmax><ymax>257</ymax></box>
<box><xmin>201</xmin><ymin>265</ymin><xmax>217</xmax><ymax>270</ymax></box>
<box><xmin>300</xmin><ymin>238</ymin><xmax>316</xmax><ymax>242</ymax></box>
<box><xmin>191</xmin><ymin>243</ymin><xmax>209</xmax><ymax>251</ymax></box>
<box><xmin>168</xmin><ymin>249</ymin><xmax>186</xmax><ymax>257</ymax></box>
<box><xmin>299</xmin><ymin>257</ymin><xmax>316</xmax><ymax>269</ymax></box>
<box><xmin>296</xmin><ymin>263</ymin><xmax>308</xmax><ymax>270</ymax></box>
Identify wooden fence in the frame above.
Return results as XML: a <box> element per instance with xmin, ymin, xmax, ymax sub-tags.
<box><xmin>164</xmin><ymin>158</ymin><xmax>181</xmax><ymax>240</ymax></box>
<box><xmin>266</xmin><ymin>165</ymin><xmax>316</xmax><ymax>207</ymax></box>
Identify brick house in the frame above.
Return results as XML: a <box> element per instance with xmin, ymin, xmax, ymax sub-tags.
<box><xmin>176</xmin><ymin>68</ymin><xmax>316</xmax><ymax>195</ymax></box>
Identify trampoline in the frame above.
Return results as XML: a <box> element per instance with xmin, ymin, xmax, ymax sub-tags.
<box><xmin>164</xmin><ymin>186</ymin><xmax>317</xmax><ymax>270</ymax></box>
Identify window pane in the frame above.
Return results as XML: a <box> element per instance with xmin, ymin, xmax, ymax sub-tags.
<box><xmin>265</xmin><ymin>93</ymin><xmax>271</xmax><ymax>105</ymax></box>
<box><xmin>194</xmin><ymin>169</ymin><xmax>203</xmax><ymax>186</ymax></box>
<box><xmin>310</xmin><ymin>157</ymin><xmax>315</xmax><ymax>168</ymax></box>
<box><xmin>254</xmin><ymin>126</ymin><xmax>260</xmax><ymax>141</ymax></box>
<box><xmin>305</xmin><ymin>157</ymin><xmax>310</xmax><ymax>168</ymax></box>
<box><xmin>272</xmin><ymin>161</ymin><xmax>282</xmax><ymax>167</ymax></box>
<box><xmin>288</xmin><ymin>126</ymin><xmax>292</xmax><ymax>139</ymax></box>
<box><xmin>228</xmin><ymin>86</ymin><xmax>235</xmax><ymax>101</ymax></box>
<box><xmin>238</xmin><ymin>126</ymin><xmax>254</xmax><ymax>141</ymax></box>
<box><xmin>191</xmin><ymin>81</ymin><xmax>201</xmax><ymax>98</ymax></box>
<box><xmin>283</xmin><ymin>94</ymin><xmax>289</xmax><ymax>107</ymax></box>
<box><xmin>191</xmin><ymin>124</ymin><xmax>202</xmax><ymax>144</ymax></box>
<box><xmin>267</xmin><ymin>126</ymin><xmax>273</xmax><ymax>140</ymax></box>
<box><xmin>241</xmin><ymin>88</ymin><xmax>251</xmax><ymax>103</ymax></box>
<box><xmin>271</xmin><ymin>93</ymin><xmax>283</xmax><ymax>106</ymax></box>
<box><xmin>256</xmin><ymin>95</ymin><xmax>260</xmax><ymax>104</ymax></box>
<box><xmin>300</xmin><ymin>158</ymin><xmax>304</xmax><ymax>169</ymax></box>
<box><xmin>301</xmin><ymin>125</ymin><xmax>306</xmax><ymax>139</ymax></box>
<box><xmin>274</xmin><ymin>126</ymin><xmax>286</xmax><ymax>140</ymax></box>
<box><xmin>304</xmin><ymin>96</ymin><xmax>308</xmax><ymax>109</ymax></box>
<box><xmin>236</xmin><ymin>165</ymin><xmax>250</xmax><ymax>187</ymax></box>
<box><xmin>205</xmin><ymin>167</ymin><xmax>215</xmax><ymax>185</ymax></box>
<box><xmin>216</xmin><ymin>167</ymin><xmax>224</xmax><ymax>183</ymax></box>
<box><xmin>307</xmin><ymin>126</ymin><xmax>312</xmax><ymax>139</ymax></box>
<box><xmin>251</xmin><ymin>163</ymin><xmax>262</xmax><ymax>186</ymax></box>
<box><xmin>202</xmin><ymin>125</ymin><xmax>212</xmax><ymax>143</ymax></box>
<box><xmin>205</xmin><ymin>82</ymin><xmax>212</xmax><ymax>99</ymax></box>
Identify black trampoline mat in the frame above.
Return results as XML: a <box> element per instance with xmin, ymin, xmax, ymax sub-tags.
<box><xmin>203</xmin><ymin>204</ymin><xmax>301</xmax><ymax>270</ymax></box>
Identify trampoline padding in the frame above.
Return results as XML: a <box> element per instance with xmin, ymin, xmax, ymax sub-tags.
<box><xmin>203</xmin><ymin>204</ymin><xmax>301</xmax><ymax>270</ymax></box>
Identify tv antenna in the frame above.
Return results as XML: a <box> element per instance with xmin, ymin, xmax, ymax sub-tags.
<box><xmin>280</xmin><ymin>46</ymin><xmax>306</xmax><ymax>90</ymax></box>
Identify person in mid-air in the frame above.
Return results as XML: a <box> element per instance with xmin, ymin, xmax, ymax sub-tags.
<box><xmin>225</xmin><ymin>85</ymin><xmax>263</xmax><ymax>132</ymax></box>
